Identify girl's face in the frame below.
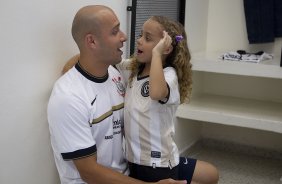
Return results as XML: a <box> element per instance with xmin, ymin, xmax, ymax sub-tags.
<box><xmin>136</xmin><ymin>19</ymin><xmax>164</xmax><ymax>63</ymax></box>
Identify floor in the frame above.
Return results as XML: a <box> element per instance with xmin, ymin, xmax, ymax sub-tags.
<box><xmin>181</xmin><ymin>139</ymin><xmax>282</xmax><ymax>184</ymax></box>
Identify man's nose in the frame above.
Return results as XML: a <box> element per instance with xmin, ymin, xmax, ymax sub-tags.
<box><xmin>121</xmin><ymin>31</ymin><xmax>127</xmax><ymax>42</ymax></box>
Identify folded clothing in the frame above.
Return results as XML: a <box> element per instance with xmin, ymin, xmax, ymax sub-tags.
<box><xmin>220</xmin><ymin>50</ymin><xmax>273</xmax><ymax>63</ymax></box>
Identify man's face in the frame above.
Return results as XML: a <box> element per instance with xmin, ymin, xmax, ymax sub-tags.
<box><xmin>96</xmin><ymin>10</ymin><xmax>127</xmax><ymax>65</ymax></box>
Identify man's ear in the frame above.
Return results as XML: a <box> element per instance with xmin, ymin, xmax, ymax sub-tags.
<box><xmin>85</xmin><ymin>34</ymin><xmax>97</xmax><ymax>48</ymax></box>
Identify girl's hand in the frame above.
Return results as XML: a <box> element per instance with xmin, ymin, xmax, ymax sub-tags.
<box><xmin>152</xmin><ymin>31</ymin><xmax>172</xmax><ymax>56</ymax></box>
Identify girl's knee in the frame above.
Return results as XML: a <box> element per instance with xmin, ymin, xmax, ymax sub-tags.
<box><xmin>193</xmin><ymin>160</ymin><xmax>219</xmax><ymax>184</ymax></box>
<box><xmin>207</xmin><ymin>164</ymin><xmax>219</xmax><ymax>184</ymax></box>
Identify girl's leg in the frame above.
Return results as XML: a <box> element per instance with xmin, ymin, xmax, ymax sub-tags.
<box><xmin>191</xmin><ymin>160</ymin><xmax>219</xmax><ymax>184</ymax></box>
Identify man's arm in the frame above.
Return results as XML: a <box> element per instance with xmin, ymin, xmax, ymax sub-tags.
<box><xmin>74</xmin><ymin>155</ymin><xmax>187</xmax><ymax>184</ymax></box>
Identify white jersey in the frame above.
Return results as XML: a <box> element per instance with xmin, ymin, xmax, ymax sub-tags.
<box><xmin>121</xmin><ymin>64</ymin><xmax>180</xmax><ymax>168</ymax></box>
<box><xmin>48</xmin><ymin>63</ymin><xmax>128</xmax><ymax>184</ymax></box>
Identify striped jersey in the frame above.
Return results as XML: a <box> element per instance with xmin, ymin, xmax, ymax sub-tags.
<box><xmin>118</xmin><ymin>60</ymin><xmax>180</xmax><ymax>168</ymax></box>
<box><xmin>48</xmin><ymin>63</ymin><xmax>128</xmax><ymax>184</ymax></box>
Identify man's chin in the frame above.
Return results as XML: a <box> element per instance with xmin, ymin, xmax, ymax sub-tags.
<box><xmin>112</xmin><ymin>57</ymin><xmax>122</xmax><ymax>65</ymax></box>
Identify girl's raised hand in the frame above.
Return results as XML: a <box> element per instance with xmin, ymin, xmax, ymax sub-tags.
<box><xmin>152</xmin><ymin>31</ymin><xmax>172</xmax><ymax>56</ymax></box>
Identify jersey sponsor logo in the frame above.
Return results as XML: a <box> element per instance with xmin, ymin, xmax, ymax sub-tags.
<box><xmin>113</xmin><ymin>130</ymin><xmax>121</xmax><ymax>135</ymax></box>
<box><xmin>113</xmin><ymin>118</ymin><xmax>122</xmax><ymax>135</ymax></box>
<box><xmin>104</xmin><ymin>118</ymin><xmax>123</xmax><ymax>140</ymax></box>
<box><xmin>141</xmin><ymin>81</ymin><xmax>149</xmax><ymax>97</ymax></box>
<box><xmin>151</xmin><ymin>151</ymin><xmax>161</xmax><ymax>158</ymax></box>
<box><xmin>112</xmin><ymin>76</ymin><xmax>125</xmax><ymax>97</ymax></box>
<box><xmin>113</xmin><ymin>119</ymin><xmax>122</xmax><ymax>129</ymax></box>
<box><xmin>105</xmin><ymin>135</ymin><xmax>113</xmax><ymax>139</ymax></box>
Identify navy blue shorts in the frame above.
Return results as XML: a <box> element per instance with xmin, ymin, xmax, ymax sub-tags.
<box><xmin>179</xmin><ymin>157</ymin><xmax>197</xmax><ymax>184</ymax></box>
<box><xmin>128</xmin><ymin>157</ymin><xmax>197</xmax><ymax>183</ymax></box>
<box><xmin>128</xmin><ymin>162</ymin><xmax>179</xmax><ymax>182</ymax></box>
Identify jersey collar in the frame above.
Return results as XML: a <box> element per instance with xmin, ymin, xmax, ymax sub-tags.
<box><xmin>75</xmin><ymin>62</ymin><xmax>109</xmax><ymax>83</ymax></box>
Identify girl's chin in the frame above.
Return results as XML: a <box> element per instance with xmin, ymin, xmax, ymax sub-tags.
<box><xmin>136</xmin><ymin>55</ymin><xmax>150</xmax><ymax>63</ymax></box>
<box><xmin>136</xmin><ymin>55</ymin><xmax>142</xmax><ymax>61</ymax></box>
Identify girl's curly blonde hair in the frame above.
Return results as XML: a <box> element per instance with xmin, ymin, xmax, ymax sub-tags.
<box><xmin>128</xmin><ymin>16</ymin><xmax>192</xmax><ymax>104</ymax></box>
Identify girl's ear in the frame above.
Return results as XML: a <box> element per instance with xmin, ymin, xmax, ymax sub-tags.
<box><xmin>164</xmin><ymin>45</ymin><xmax>173</xmax><ymax>55</ymax></box>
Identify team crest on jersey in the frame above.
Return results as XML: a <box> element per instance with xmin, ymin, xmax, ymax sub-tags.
<box><xmin>141</xmin><ymin>81</ymin><xmax>149</xmax><ymax>97</ymax></box>
<box><xmin>112</xmin><ymin>76</ymin><xmax>125</xmax><ymax>97</ymax></box>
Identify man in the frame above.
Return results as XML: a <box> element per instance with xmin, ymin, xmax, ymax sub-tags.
<box><xmin>48</xmin><ymin>5</ymin><xmax>187</xmax><ymax>184</ymax></box>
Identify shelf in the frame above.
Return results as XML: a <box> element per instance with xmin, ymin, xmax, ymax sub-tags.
<box><xmin>191</xmin><ymin>52</ymin><xmax>282</xmax><ymax>79</ymax></box>
<box><xmin>176</xmin><ymin>94</ymin><xmax>282</xmax><ymax>133</ymax></box>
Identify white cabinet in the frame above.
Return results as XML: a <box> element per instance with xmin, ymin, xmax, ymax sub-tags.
<box><xmin>176</xmin><ymin>0</ymin><xmax>282</xmax><ymax>151</ymax></box>
<box><xmin>176</xmin><ymin>52</ymin><xmax>282</xmax><ymax>134</ymax></box>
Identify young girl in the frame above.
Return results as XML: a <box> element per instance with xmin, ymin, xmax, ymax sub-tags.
<box><xmin>62</xmin><ymin>16</ymin><xmax>219</xmax><ymax>184</ymax></box>
<box><xmin>119</xmin><ymin>16</ymin><xmax>192</xmax><ymax>182</ymax></box>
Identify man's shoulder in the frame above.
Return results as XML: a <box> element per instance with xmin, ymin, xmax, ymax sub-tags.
<box><xmin>51</xmin><ymin>68</ymin><xmax>86</xmax><ymax>99</ymax></box>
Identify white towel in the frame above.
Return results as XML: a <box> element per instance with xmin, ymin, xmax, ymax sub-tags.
<box><xmin>220</xmin><ymin>51</ymin><xmax>273</xmax><ymax>63</ymax></box>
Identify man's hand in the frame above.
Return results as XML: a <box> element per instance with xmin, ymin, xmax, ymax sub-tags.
<box><xmin>62</xmin><ymin>54</ymin><xmax>80</xmax><ymax>74</ymax></box>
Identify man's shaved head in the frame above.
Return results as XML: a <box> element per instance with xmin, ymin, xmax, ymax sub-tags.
<box><xmin>71</xmin><ymin>5</ymin><xmax>115</xmax><ymax>49</ymax></box>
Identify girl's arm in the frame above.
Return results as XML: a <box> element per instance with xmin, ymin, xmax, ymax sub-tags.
<box><xmin>149</xmin><ymin>31</ymin><xmax>172</xmax><ymax>100</ymax></box>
